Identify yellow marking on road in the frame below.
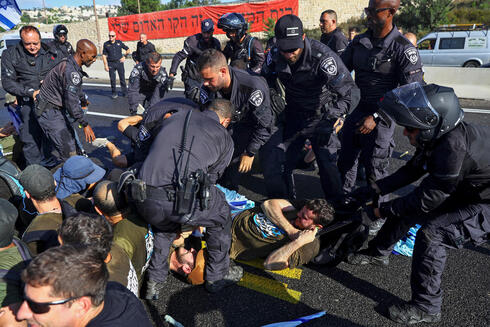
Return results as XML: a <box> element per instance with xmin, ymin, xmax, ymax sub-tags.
<box><xmin>238</xmin><ymin>272</ymin><xmax>302</xmax><ymax>304</ymax></box>
<box><xmin>237</xmin><ymin>258</ymin><xmax>303</xmax><ymax>280</ymax></box>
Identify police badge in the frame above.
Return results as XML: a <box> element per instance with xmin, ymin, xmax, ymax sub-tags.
<box><xmin>249</xmin><ymin>90</ymin><xmax>264</xmax><ymax>107</ymax></box>
<box><xmin>320</xmin><ymin>57</ymin><xmax>338</xmax><ymax>75</ymax></box>
<box><xmin>71</xmin><ymin>72</ymin><xmax>81</xmax><ymax>85</ymax></box>
<box><xmin>404</xmin><ymin>47</ymin><xmax>419</xmax><ymax>65</ymax></box>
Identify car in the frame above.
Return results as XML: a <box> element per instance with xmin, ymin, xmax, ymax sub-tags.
<box><xmin>0</xmin><ymin>31</ymin><xmax>55</xmax><ymax>57</ymax></box>
<box><xmin>417</xmin><ymin>24</ymin><xmax>490</xmax><ymax>68</ymax></box>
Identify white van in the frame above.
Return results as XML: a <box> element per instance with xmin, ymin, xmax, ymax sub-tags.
<box><xmin>0</xmin><ymin>31</ymin><xmax>55</xmax><ymax>57</ymax></box>
<box><xmin>417</xmin><ymin>24</ymin><xmax>490</xmax><ymax>67</ymax></box>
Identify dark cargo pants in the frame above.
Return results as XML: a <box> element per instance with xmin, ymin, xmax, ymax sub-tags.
<box><xmin>370</xmin><ymin>202</ymin><xmax>490</xmax><ymax>314</ymax></box>
<box><xmin>136</xmin><ymin>186</ymin><xmax>232</xmax><ymax>283</ymax></box>
<box><xmin>38</xmin><ymin>107</ymin><xmax>77</xmax><ymax>163</ymax></box>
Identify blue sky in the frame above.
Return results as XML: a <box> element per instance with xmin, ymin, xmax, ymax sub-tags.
<box><xmin>19</xmin><ymin>1</ymin><xmax>121</xmax><ymax>9</ymax></box>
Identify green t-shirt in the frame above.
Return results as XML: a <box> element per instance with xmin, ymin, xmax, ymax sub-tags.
<box><xmin>230</xmin><ymin>201</ymin><xmax>320</xmax><ymax>269</ymax></box>
<box><xmin>112</xmin><ymin>214</ymin><xmax>152</xmax><ymax>283</ymax></box>
<box><xmin>22</xmin><ymin>212</ymin><xmax>62</xmax><ymax>256</ymax></box>
<box><xmin>0</xmin><ymin>239</ymin><xmax>30</xmax><ymax>306</ymax></box>
<box><xmin>107</xmin><ymin>243</ymin><xmax>139</xmax><ymax>297</ymax></box>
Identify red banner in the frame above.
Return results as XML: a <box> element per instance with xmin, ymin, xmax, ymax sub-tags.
<box><xmin>108</xmin><ymin>0</ymin><xmax>298</xmax><ymax>41</ymax></box>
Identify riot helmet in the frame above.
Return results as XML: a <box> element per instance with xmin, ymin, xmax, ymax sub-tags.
<box><xmin>217</xmin><ymin>13</ymin><xmax>248</xmax><ymax>40</ymax></box>
<box><xmin>379</xmin><ymin>82</ymin><xmax>464</xmax><ymax>144</ymax></box>
<box><xmin>53</xmin><ymin>24</ymin><xmax>68</xmax><ymax>41</ymax></box>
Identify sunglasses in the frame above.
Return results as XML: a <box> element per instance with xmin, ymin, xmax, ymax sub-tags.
<box><xmin>364</xmin><ymin>7</ymin><xmax>392</xmax><ymax>15</ymax></box>
<box><xmin>109</xmin><ymin>34</ymin><xmax>116</xmax><ymax>37</ymax></box>
<box><xmin>24</xmin><ymin>295</ymin><xmax>79</xmax><ymax>314</ymax></box>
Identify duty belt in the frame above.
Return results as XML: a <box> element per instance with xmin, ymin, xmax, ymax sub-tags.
<box><xmin>146</xmin><ymin>184</ymin><xmax>176</xmax><ymax>202</ymax></box>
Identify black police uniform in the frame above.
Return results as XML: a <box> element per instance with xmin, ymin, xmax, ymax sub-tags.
<box><xmin>199</xmin><ymin>66</ymin><xmax>273</xmax><ymax>190</ymax></box>
<box><xmin>262</xmin><ymin>37</ymin><xmax>357</xmax><ymax>200</ymax></box>
<box><xmin>48</xmin><ymin>39</ymin><xmax>74</xmax><ymax>62</ymax></box>
<box><xmin>368</xmin><ymin>121</ymin><xmax>490</xmax><ymax>314</ymax></box>
<box><xmin>103</xmin><ymin>39</ymin><xmax>129</xmax><ymax>96</ymax></box>
<box><xmin>338</xmin><ymin>27</ymin><xmax>424</xmax><ymax>204</ymax></box>
<box><xmin>127</xmin><ymin>62</ymin><xmax>168</xmax><ymax>115</ymax></box>
<box><xmin>169</xmin><ymin>33</ymin><xmax>221</xmax><ymax>100</ymax></box>
<box><xmin>132</xmin><ymin>40</ymin><xmax>156</xmax><ymax>63</ymax></box>
<box><xmin>222</xmin><ymin>34</ymin><xmax>265</xmax><ymax>74</ymax></box>
<box><xmin>122</xmin><ymin>97</ymin><xmax>192</xmax><ymax>166</ymax></box>
<box><xmin>320</xmin><ymin>28</ymin><xmax>349</xmax><ymax>55</ymax></box>
<box><xmin>136</xmin><ymin>107</ymin><xmax>233</xmax><ymax>283</ymax></box>
<box><xmin>1</xmin><ymin>41</ymin><xmax>58</xmax><ymax>167</ymax></box>
<box><xmin>36</xmin><ymin>56</ymin><xmax>89</xmax><ymax>162</ymax></box>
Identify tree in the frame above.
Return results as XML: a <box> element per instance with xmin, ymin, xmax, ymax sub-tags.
<box><xmin>396</xmin><ymin>0</ymin><xmax>453</xmax><ymax>34</ymax></box>
<box><xmin>118</xmin><ymin>0</ymin><xmax>162</xmax><ymax>15</ymax></box>
<box><xmin>21</xmin><ymin>13</ymin><xmax>31</xmax><ymax>23</ymax></box>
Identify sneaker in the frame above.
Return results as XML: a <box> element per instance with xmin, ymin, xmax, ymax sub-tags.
<box><xmin>369</xmin><ymin>218</ymin><xmax>386</xmax><ymax>236</ymax></box>
<box><xmin>205</xmin><ymin>265</ymin><xmax>243</xmax><ymax>293</ymax></box>
<box><xmin>144</xmin><ymin>280</ymin><xmax>164</xmax><ymax>300</ymax></box>
<box><xmin>111</xmin><ymin>94</ymin><xmax>118</xmax><ymax>99</ymax></box>
<box><xmin>388</xmin><ymin>302</ymin><xmax>441</xmax><ymax>324</ymax></box>
<box><xmin>346</xmin><ymin>252</ymin><xmax>389</xmax><ymax>266</ymax></box>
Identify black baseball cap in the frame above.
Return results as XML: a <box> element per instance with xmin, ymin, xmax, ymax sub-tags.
<box><xmin>201</xmin><ymin>19</ymin><xmax>214</xmax><ymax>33</ymax></box>
<box><xmin>19</xmin><ymin>164</ymin><xmax>56</xmax><ymax>200</ymax></box>
<box><xmin>274</xmin><ymin>14</ymin><xmax>304</xmax><ymax>51</ymax></box>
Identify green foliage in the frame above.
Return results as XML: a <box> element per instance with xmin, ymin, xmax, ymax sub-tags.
<box><xmin>20</xmin><ymin>13</ymin><xmax>31</xmax><ymax>23</ymax></box>
<box><xmin>397</xmin><ymin>0</ymin><xmax>453</xmax><ymax>35</ymax></box>
<box><xmin>118</xmin><ymin>0</ymin><xmax>162</xmax><ymax>15</ymax></box>
<box><xmin>447</xmin><ymin>7</ymin><xmax>490</xmax><ymax>25</ymax></box>
<box><xmin>264</xmin><ymin>17</ymin><xmax>275</xmax><ymax>39</ymax></box>
<box><xmin>161</xmin><ymin>0</ymin><xmax>220</xmax><ymax>11</ymax></box>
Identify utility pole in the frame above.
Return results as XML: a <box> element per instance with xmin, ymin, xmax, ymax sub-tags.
<box><xmin>137</xmin><ymin>0</ymin><xmax>141</xmax><ymax>14</ymax></box>
<box><xmin>93</xmin><ymin>0</ymin><xmax>102</xmax><ymax>53</ymax></box>
<box><xmin>42</xmin><ymin>0</ymin><xmax>47</xmax><ymax>24</ymax></box>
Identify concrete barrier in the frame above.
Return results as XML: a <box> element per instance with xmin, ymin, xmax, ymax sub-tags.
<box><xmin>423</xmin><ymin>67</ymin><xmax>490</xmax><ymax>100</ymax></box>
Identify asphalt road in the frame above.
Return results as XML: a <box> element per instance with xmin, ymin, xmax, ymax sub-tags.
<box><xmin>0</xmin><ymin>84</ymin><xmax>488</xmax><ymax>327</ymax></box>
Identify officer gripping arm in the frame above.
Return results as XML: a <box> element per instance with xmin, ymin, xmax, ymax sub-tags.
<box><xmin>127</xmin><ymin>64</ymin><xmax>144</xmax><ymax>115</ymax></box>
<box><xmin>170</xmin><ymin>37</ymin><xmax>196</xmax><ymax>77</ymax></box>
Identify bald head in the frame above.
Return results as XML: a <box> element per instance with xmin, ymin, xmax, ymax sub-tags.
<box><xmin>404</xmin><ymin>32</ymin><xmax>417</xmax><ymax>46</ymax></box>
<box><xmin>75</xmin><ymin>39</ymin><xmax>97</xmax><ymax>67</ymax></box>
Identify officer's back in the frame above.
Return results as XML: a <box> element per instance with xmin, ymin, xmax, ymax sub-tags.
<box><xmin>139</xmin><ymin>107</ymin><xmax>233</xmax><ymax>187</ymax></box>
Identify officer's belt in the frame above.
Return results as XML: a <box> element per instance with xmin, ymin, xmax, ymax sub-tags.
<box><xmin>146</xmin><ymin>184</ymin><xmax>177</xmax><ymax>202</ymax></box>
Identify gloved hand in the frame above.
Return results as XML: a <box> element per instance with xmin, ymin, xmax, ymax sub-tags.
<box><xmin>167</xmin><ymin>76</ymin><xmax>175</xmax><ymax>90</ymax></box>
<box><xmin>92</xmin><ymin>137</ymin><xmax>110</xmax><ymax>148</ymax></box>
<box><xmin>187</xmin><ymin>87</ymin><xmax>200</xmax><ymax>104</ymax></box>
<box><xmin>349</xmin><ymin>184</ymin><xmax>378</xmax><ymax>204</ymax></box>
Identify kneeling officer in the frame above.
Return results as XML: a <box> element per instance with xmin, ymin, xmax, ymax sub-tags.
<box><xmin>132</xmin><ymin>98</ymin><xmax>243</xmax><ymax>299</ymax></box>
<box><xmin>348</xmin><ymin>82</ymin><xmax>490</xmax><ymax>324</ymax></box>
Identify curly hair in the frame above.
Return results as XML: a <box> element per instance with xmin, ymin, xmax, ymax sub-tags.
<box><xmin>305</xmin><ymin>199</ymin><xmax>335</xmax><ymax>226</ymax></box>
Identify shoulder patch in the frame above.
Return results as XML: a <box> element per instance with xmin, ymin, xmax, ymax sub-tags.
<box><xmin>266</xmin><ymin>51</ymin><xmax>273</xmax><ymax>65</ymax></box>
<box><xmin>138</xmin><ymin>125</ymin><xmax>151</xmax><ymax>142</ymax></box>
<box><xmin>320</xmin><ymin>57</ymin><xmax>338</xmax><ymax>75</ymax></box>
<box><xmin>130</xmin><ymin>68</ymin><xmax>140</xmax><ymax>78</ymax></box>
<box><xmin>71</xmin><ymin>72</ymin><xmax>81</xmax><ymax>85</ymax></box>
<box><xmin>404</xmin><ymin>47</ymin><xmax>419</xmax><ymax>65</ymax></box>
<box><xmin>200</xmin><ymin>87</ymin><xmax>209</xmax><ymax>104</ymax></box>
<box><xmin>249</xmin><ymin>89</ymin><xmax>264</xmax><ymax>107</ymax></box>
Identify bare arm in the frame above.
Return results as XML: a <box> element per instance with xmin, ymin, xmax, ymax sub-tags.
<box><xmin>263</xmin><ymin>228</ymin><xmax>318</xmax><ymax>270</ymax></box>
<box><xmin>261</xmin><ymin>199</ymin><xmax>299</xmax><ymax>239</ymax></box>
<box><xmin>107</xmin><ymin>141</ymin><xmax>128</xmax><ymax>168</ymax></box>
<box><xmin>117</xmin><ymin>115</ymin><xmax>143</xmax><ymax>133</ymax></box>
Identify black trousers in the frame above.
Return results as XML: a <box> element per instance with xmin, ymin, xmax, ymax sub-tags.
<box><xmin>38</xmin><ymin>108</ymin><xmax>76</xmax><ymax>163</ymax></box>
<box><xmin>135</xmin><ymin>185</ymin><xmax>231</xmax><ymax>283</ymax></box>
<box><xmin>108</xmin><ymin>61</ymin><xmax>127</xmax><ymax>95</ymax></box>
<box><xmin>371</xmin><ymin>201</ymin><xmax>490</xmax><ymax>314</ymax></box>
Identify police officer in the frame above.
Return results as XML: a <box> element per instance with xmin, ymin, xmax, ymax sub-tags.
<box><xmin>119</xmin><ymin>97</ymin><xmax>190</xmax><ymax>167</ymax></box>
<box><xmin>103</xmin><ymin>31</ymin><xmax>130</xmax><ymax>99</ymax></box>
<box><xmin>127</xmin><ymin>52</ymin><xmax>169</xmax><ymax>116</ymax></box>
<box><xmin>347</xmin><ymin>82</ymin><xmax>490</xmax><ymax>324</ymax></box>
<box><xmin>49</xmin><ymin>24</ymin><xmax>74</xmax><ymax>61</ymax></box>
<box><xmin>1</xmin><ymin>25</ymin><xmax>58</xmax><ymax>167</ymax></box>
<box><xmin>135</xmin><ymin>98</ymin><xmax>243</xmax><ymax>299</ymax></box>
<box><xmin>35</xmin><ymin>40</ymin><xmax>97</xmax><ymax>163</ymax></box>
<box><xmin>319</xmin><ymin>10</ymin><xmax>349</xmax><ymax>55</ymax></box>
<box><xmin>132</xmin><ymin>33</ymin><xmax>156</xmax><ymax>64</ymax></box>
<box><xmin>261</xmin><ymin>14</ymin><xmax>357</xmax><ymax>201</ymax></box>
<box><xmin>197</xmin><ymin>48</ymin><xmax>273</xmax><ymax>190</ymax></box>
<box><xmin>218</xmin><ymin>13</ymin><xmax>265</xmax><ymax>74</ymax></box>
<box><xmin>169</xmin><ymin>18</ymin><xmax>221</xmax><ymax>102</ymax></box>
<box><xmin>337</xmin><ymin>0</ymin><xmax>424</xmax><ymax>233</ymax></box>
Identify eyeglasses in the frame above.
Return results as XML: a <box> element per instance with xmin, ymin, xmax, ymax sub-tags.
<box><xmin>364</xmin><ymin>7</ymin><xmax>392</xmax><ymax>16</ymax></box>
<box><xmin>24</xmin><ymin>295</ymin><xmax>80</xmax><ymax>314</ymax></box>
